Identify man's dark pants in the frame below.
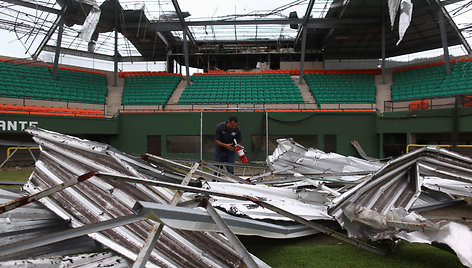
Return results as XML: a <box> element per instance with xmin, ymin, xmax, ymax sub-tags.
<box><xmin>214</xmin><ymin>150</ymin><xmax>235</xmax><ymax>174</ymax></box>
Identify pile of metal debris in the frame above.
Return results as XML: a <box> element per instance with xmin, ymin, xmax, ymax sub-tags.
<box><xmin>0</xmin><ymin>128</ymin><xmax>471</xmax><ymax>267</ymax></box>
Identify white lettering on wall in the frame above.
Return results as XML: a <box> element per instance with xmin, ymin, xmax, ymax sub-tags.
<box><xmin>0</xmin><ymin>120</ymin><xmax>39</xmax><ymax>131</ymax></box>
<box><xmin>7</xmin><ymin>121</ymin><xmax>17</xmax><ymax>131</ymax></box>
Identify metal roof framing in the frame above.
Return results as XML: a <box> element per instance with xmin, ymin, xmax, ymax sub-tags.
<box><xmin>14</xmin><ymin>127</ymin><xmax>250</xmax><ymax>268</ymax></box>
<box><xmin>1</xmin><ymin>128</ymin><xmax>472</xmax><ymax>267</ymax></box>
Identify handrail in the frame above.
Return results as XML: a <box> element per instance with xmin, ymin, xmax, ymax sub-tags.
<box><xmin>7</xmin><ymin>146</ymin><xmax>39</xmax><ymax>158</ymax></box>
<box><xmin>406</xmin><ymin>144</ymin><xmax>472</xmax><ymax>153</ymax></box>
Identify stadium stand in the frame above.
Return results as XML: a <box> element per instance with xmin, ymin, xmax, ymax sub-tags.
<box><xmin>0</xmin><ymin>59</ymin><xmax>107</xmax><ymax>104</ymax></box>
<box><xmin>121</xmin><ymin>72</ymin><xmax>181</xmax><ymax>106</ymax></box>
<box><xmin>391</xmin><ymin>58</ymin><xmax>472</xmax><ymax>100</ymax></box>
<box><xmin>304</xmin><ymin>70</ymin><xmax>379</xmax><ymax>104</ymax></box>
<box><xmin>178</xmin><ymin>71</ymin><xmax>304</xmax><ymax>105</ymax></box>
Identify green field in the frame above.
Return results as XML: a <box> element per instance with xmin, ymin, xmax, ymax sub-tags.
<box><xmin>0</xmin><ymin>166</ymin><xmax>466</xmax><ymax>267</ymax></box>
<box><xmin>0</xmin><ymin>166</ymin><xmax>33</xmax><ymax>188</ymax></box>
<box><xmin>240</xmin><ymin>235</ymin><xmax>465</xmax><ymax>268</ymax></box>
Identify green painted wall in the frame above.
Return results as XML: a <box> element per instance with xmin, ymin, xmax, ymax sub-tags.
<box><xmin>114</xmin><ymin>111</ymin><xmax>379</xmax><ymax>160</ymax></box>
<box><xmin>3</xmin><ymin>107</ymin><xmax>472</xmax><ymax>161</ymax></box>
<box><xmin>0</xmin><ymin>114</ymin><xmax>117</xmax><ymax>134</ymax></box>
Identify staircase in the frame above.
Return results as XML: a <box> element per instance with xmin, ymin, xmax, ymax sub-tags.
<box><xmin>105</xmin><ymin>74</ymin><xmax>125</xmax><ymax>116</ymax></box>
<box><xmin>374</xmin><ymin>71</ymin><xmax>393</xmax><ymax>113</ymax></box>
<box><xmin>292</xmin><ymin>76</ymin><xmax>316</xmax><ymax>103</ymax></box>
<box><xmin>167</xmin><ymin>78</ymin><xmax>188</xmax><ymax>105</ymax></box>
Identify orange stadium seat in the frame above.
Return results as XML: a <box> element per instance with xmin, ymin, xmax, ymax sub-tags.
<box><xmin>4</xmin><ymin>104</ymin><xmax>15</xmax><ymax>110</ymax></box>
<box><xmin>25</xmin><ymin>106</ymin><xmax>35</xmax><ymax>112</ymax></box>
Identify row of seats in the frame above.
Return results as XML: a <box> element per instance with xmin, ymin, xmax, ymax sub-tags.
<box><xmin>0</xmin><ymin>60</ymin><xmax>107</xmax><ymax>104</ymax></box>
<box><xmin>0</xmin><ymin>104</ymin><xmax>104</xmax><ymax>117</ymax></box>
<box><xmin>121</xmin><ymin>109</ymin><xmax>375</xmax><ymax>113</ymax></box>
<box><xmin>122</xmin><ymin>75</ymin><xmax>181</xmax><ymax>106</ymax></box>
<box><xmin>179</xmin><ymin>74</ymin><xmax>304</xmax><ymax>105</ymax></box>
<box><xmin>119</xmin><ymin>71</ymin><xmax>182</xmax><ymax>78</ymax></box>
<box><xmin>392</xmin><ymin>59</ymin><xmax>472</xmax><ymax>100</ymax></box>
<box><xmin>304</xmin><ymin>73</ymin><xmax>376</xmax><ymax>103</ymax></box>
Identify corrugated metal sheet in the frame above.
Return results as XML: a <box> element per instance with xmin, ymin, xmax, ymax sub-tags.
<box><xmin>329</xmin><ymin>146</ymin><xmax>472</xmax><ymax>233</ymax></box>
<box><xmin>21</xmin><ymin>127</ymin><xmax>253</xmax><ymax>268</ymax></box>
<box><xmin>0</xmin><ymin>189</ymin><xmax>101</xmax><ymax>261</ymax></box>
<box><xmin>0</xmin><ymin>252</ymin><xmax>131</xmax><ymax>267</ymax></box>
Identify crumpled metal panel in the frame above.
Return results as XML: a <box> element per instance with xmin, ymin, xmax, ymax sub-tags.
<box><xmin>267</xmin><ymin>138</ymin><xmax>382</xmax><ymax>182</ymax></box>
<box><xmin>397</xmin><ymin>221</ymin><xmax>472</xmax><ymax>268</ymax></box>
<box><xmin>0</xmin><ymin>189</ymin><xmax>101</xmax><ymax>261</ymax></box>
<box><xmin>326</xmin><ymin>146</ymin><xmax>472</xmax><ymax>267</ymax></box>
<box><xmin>0</xmin><ymin>252</ymin><xmax>131</xmax><ymax>267</ymax></box>
<box><xmin>134</xmin><ymin>201</ymin><xmax>319</xmax><ymax>239</ymax></box>
<box><xmin>423</xmin><ymin>177</ymin><xmax>472</xmax><ymax>197</ymax></box>
<box><xmin>22</xmin><ymin>127</ymin><xmax>248</xmax><ymax>268</ymax></box>
<box><xmin>205</xmin><ymin>181</ymin><xmax>331</xmax><ymax>221</ymax></box>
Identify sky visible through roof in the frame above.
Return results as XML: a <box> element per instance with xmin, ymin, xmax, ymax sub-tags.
<box><xmin>0</xmin><ymin>0</ymin><xmax>470</xmax><ymax>72</ymax></box>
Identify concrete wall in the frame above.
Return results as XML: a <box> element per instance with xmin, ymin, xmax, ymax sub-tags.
<box><xmin>280</xmin><ymin>61</ymin><xmax>323</xmax><ymax>70</ymax></box>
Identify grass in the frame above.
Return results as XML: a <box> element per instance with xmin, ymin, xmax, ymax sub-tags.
<box><xmin>0</xmin><ymin>166</ymin><xmax>34</xmax><ymax>188</ymax></box>
<box><xmin>240</xmin><ymin>233</ymin><xmax>466</xmax><ymax>268</ymax></box>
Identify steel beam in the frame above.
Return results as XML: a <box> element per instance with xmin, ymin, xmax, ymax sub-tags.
<box><xmin>157</xmin><ymin>32</ymin><xmax>169</xmax><ymax>48</ymax></box>
<box><xmin>200</xmin><ymin>161</ymin><xmax>251</xmax><ymax>184</ymax></box>
<box><xmin>299</xmin><ymin>26</ymin><xmax>307</xmax><ymax>86</ymax></box>
<box><xmin>203</xmin><ymin>199</ymin><xmax>259</xmax><ymax>268</ymax></box>
<box><xmin>0</xmin><ymin>146</ymin><xmax>19</xmax><ymax>169</ymax></box>
<box><xmin>249</xmin><ymin>197</ymin><xmax>386</xmax><ymax>255</ymax></box>
<box><xmin>1</xmin><ymin>0</ymin><xmax>60</xmax><ymax>14</ymax></box>
<box><xmin>295</xmin><ymin>0</ymin><xmax>316</xmax><ymax>44</ymax></box>
<box><xmin>32</xmin><ymin>13</ymin><xmax>63</xmax><ymax>59</ymax></box>
<box><xmin>320</xmin><ymin>0</ymin><xmax>350</xmax><ymax>51</ymax></box>
<box><xmin>97</xmin><ymin>172</ymin><xmax>385</xmax><ymax>256</ymax></box>
<box><xmin>0</xmin><ymin>171</ymin><xmax>97</xmax><ymax>214</ymax></box>
<box><xmin>114</xmin><ymin>27</ymin><xmax>119</xmax><ymax>86</ymax></box>
<box><xmin>142</xmin><ymin>153</ymin><xmax>251</xmax><ymax>184</ymax></box>
<box><xmin>133</xmin><ymin>201</ymin><xmax>318</xmax><ymax>238</ymax></box>
<box><xmin>43</xmin><ymin>45</ymin><xmax>145</xmax><ymax>62</ymax></box>
<box><xmin>182</xmin><ymin>27</ymin><xmax>190</xmax><ymax>86</ymax></box>
<box><xmin>130</xmin><ymin>18</ymin><xmax>380</xmax><ymax>32</ymax></box>
<box><xmin>248</xmin><ymin>166</ymin><xmax>294</xmax><ymax>183</ymax></box>
<box><xmin>437</xmin><ymin>2</ymin><xmax>452</xmax><ymax>75</ymax></box>
<box><xmin>132</xmin><ymin>162</ymin><xmax>200</xmax><ymax>268</ymax></box>
<box><xmin>438</xmin><ymin>1</ymin><xmax>472</xmax><ymax>54</ymax></box>
<box><xmin>381</xmin><ymin>5</ymin><xmax>386</xmax><ymax>84</ymax></box>
<box><xmin>171</xmin><ymin>0</ymin><xmax>196</xmax><ymax>45</ymax></box>
<box><xmin>51</xmin><ymin>6</ymin><xmax>66</xmax><ymax>81</ymax></box>
<box><xmin>0</xmin><ymin>214</ymin><xmax>143</xmax><ymax>257</ymax></box>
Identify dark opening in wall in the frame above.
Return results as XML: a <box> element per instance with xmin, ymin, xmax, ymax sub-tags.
<box><xmin>166</xmin><ymin>135</ymin><xmax>215</xmax><ymax>154</ymax></box>
<box><xmin>324</xmin><ymin>135</ymin><xmax>337</xmax><ymax>153</ymax></box>
<box><xmin>383</xmin><ymin>133</ymin><xmax>407</xmax><ymax>157</ymax></box>
<box><xmin>147</xmin><ymin>135</ymin><xmax>161</xmax><ymax>156</ymax></box>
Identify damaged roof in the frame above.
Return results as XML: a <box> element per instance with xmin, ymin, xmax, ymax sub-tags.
<box><xmin>1</xmin><ymin>129</ymin><xmax>472</xmax><ymax>267</ymax></box>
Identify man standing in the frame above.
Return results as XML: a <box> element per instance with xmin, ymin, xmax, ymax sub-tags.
<box><xmin>214</xmin><ymin>116</ymin><xmax>242</xmax><ymax>174</ymax></box>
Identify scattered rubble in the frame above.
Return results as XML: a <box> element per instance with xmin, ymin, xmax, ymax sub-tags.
<box><xmin>0</xmin><ymin>129</ymin><xmax>471</xmax><ymax>267</ymax></box>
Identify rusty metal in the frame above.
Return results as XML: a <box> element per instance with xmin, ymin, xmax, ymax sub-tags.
<box><xmin>0</xmin><ymin>171</ymin><xmax>96</xmax><ymax>214</ymax></box>
<box><xmin>24</xmin><ymin>127</ymin><xmax>249</xmax><ymax>267</ymax></box>
<box><xmin>97</xmin><ymin>172</ymin><xmax>386</xmax><ymax>256</ymax></box>
<box><xmin>202</xmin><ymin>199</ymin><xmax>259</xmax><ymax>268</ymax></box>
<box><xmin>0</xmin><ymin>214</ymin><xmax>143</xmax><ymax>257</ymax></box>
<box><xmin>132</xmin><ymin>162</ymin><xmax>200</xmax><ymax>268</ymax></box>
<box><xmin>143</xmin><ymin>153</ymin><xmax>251</xmax><ymax>184</ymax></box>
